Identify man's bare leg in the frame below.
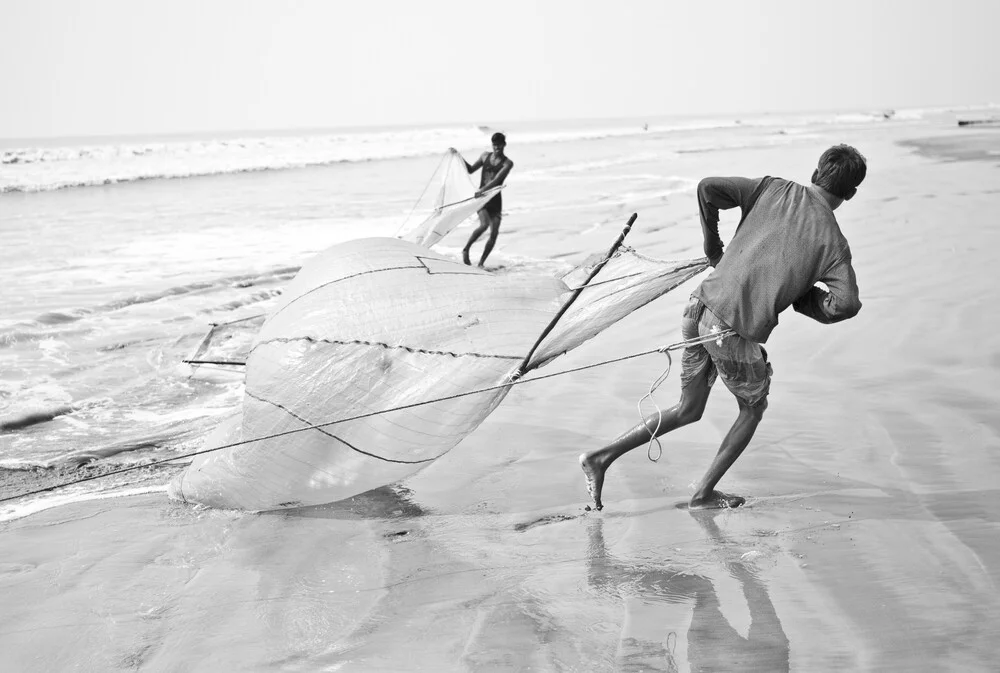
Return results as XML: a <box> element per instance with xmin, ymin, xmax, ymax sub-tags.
<box><xmin>463</xmin><ymin>211</ymin><xmax>491</xmax><ymax>265</ymax></box>
<box><xmin>478</xmin><ymin>215</ymin><xmax>501</xmax><ymax>267</ymax></box>
<box><xmin>580</xmin><ymin>365</ymin><xmax>712</xmax><ymax>510</ymax></box>
<box><xmin>688</xmin><ymin>397</ymin><xmax>767</xmax><ymax>510</ymax></box>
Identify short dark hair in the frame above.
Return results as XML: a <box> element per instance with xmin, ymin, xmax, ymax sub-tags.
<box><xmin>491</xmin><ymin>132</ymin><xmax>506</xmax><ymax>145</ymax></box>
<box><xmin>812</xmin><ymin>144</ymin><xmax>867</xmax><ymax>200</ymax></box>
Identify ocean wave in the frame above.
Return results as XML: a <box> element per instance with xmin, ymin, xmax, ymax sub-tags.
<box><xmin>1</xmin><ymin>107</ymin><xmax>944</xmax><ymax>194</ymax></box>
<box><xmin>0</xmin><ymin>266</ymin><xmax>295</xmax><ymax>347</ymax></box>
<box><xmin>0</xmin><ymin>468</ymin><xmax>175</xmax><ymax>522</ymax></box>
<box><xmin>204</xmin><ymin>289</ymin><xmax>283</xmax><ymax>315</ymax></box>
<box><xmin>0</xmin><ymin>325</ymin><xmax>95</xmax><ymax>348</ymax></box>
<box><xmin>0</xmin><ymin>404</ymin><xmax>77</xmax><ymax>431</ymax></box>
<box><xmin>520</xmin><ymin>154</ymin><xmax>662</xmax><ymax>178</ymax></box>
<box><xmin>0</xmin><ymin>125</ymin><xmax>496</xmax><ymax>193</ymax></box>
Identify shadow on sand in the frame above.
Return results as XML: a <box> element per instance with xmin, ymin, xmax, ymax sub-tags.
<box><xmin>262</xmin><ymin>484</ymin><xmax>428</xmax><ymax>522</ymax></box>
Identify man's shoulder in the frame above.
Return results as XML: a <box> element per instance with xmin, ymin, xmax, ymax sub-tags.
<box><xmin>762</xmin><ymin>176</ymin><xmax>796</xmax><ymax>193</ymax></box>
<box><xmin>787</xmin><ymin>183</ymin><xmax>852</xmax><ymax>249</ymax></box>
<box><xmin>769</xmin><ymin>178</ymin><xmax>830</xmax><ymax>210</ymax></box>
<box><xmin>700</xmin><ymin>175</ymin><xmax>775</xmax><ymax>192</ymax></box>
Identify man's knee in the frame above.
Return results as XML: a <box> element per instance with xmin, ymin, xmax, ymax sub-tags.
<box><xmin>740</xmin><ymin>395</ymin><xmax>768</xmax><ymax>419</ymax></box>
<box><xmin>676</xmin><ymin>389</ymin><xmax>709</xmax><ymax>425</ymax></box>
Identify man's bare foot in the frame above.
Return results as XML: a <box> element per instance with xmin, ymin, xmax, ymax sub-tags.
<box><xmin>579</xmin><ymin>452</ymin><xmax>607</xmax><ymax>511</ymax></box>
<box><xmin>462</xmin><ymin>251</ymin><xmax>472</xmax><ymax>265</ymax></box>
<box><xmin>689</xmin><ymin>490</ymin><xmax>746</xmax><ymax>510</ymax></box>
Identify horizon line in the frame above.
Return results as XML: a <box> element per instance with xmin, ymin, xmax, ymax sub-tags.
<box><xmin>2</xmin><ymin>101</ymin><xmax>996</xmax><ymax>146</ymax></box>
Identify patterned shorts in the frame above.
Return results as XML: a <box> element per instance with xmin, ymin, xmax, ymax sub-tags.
<box><xmin>679</xmin><ymin>296</ymin><xmax>772</xmax><ymax>407</ymax></box>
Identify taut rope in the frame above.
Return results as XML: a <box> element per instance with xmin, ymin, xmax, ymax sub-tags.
<box><xmin>0</xmin><ymin>330</ymin><xmax>731</xmax><ymax>504</ymax></box>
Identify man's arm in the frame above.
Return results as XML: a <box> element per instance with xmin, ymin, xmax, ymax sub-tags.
<box><xmin>697</xmin><ymin>177</ymin><xmax>761</xmax><ymax>266</ymax></box>
<box><xmin>465</xmin><ymin>151</ymin><xmax>487</xmax><ymax>174</ymax></box>
<box><xmin>792</xmin><ymin>252</ymin><xmax>862</xmax><ymax>323</ymax></box>
<box><xmin>446</xmin><ymin>148</ymin><xmax>484</xmax><ymax>173</ymax></box>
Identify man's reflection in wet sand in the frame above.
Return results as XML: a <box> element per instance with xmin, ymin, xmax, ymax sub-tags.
<box><xmin>586</xmin><ymin>511</ymin><xmax>789</xmax><ymax>672</ymax></box>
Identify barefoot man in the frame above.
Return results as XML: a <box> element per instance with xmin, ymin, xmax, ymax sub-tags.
<box><xmin>457</xmin><ymin>132</ymin><xmax>514</xmax><ymax>267</ymax></box>
<box><xmin>581</xmin><ymin>145</ymin><xmax>868</xmax><ymax>510</ymax></box>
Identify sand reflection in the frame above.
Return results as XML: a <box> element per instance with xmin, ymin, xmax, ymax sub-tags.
<box><xmin>586</xmin><ymin>510</ymin><xmax>789</xmax><ymax>672</ymax></box>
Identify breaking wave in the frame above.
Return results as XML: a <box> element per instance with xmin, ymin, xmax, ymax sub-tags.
<box><xmin>0</xmin><ymin>107</ymin><xmax>933</xmax><ymax>193</ymax></box>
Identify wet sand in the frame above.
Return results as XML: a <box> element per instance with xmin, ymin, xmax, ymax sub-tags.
<box><xmin>3</xmin><ymin>120</ymin><xmax>1000</xmax><ymax>671</ymax></box>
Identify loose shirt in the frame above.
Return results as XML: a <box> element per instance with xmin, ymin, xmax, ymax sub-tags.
<box><xmin>693</xmin><ymin>176</ymin><xmax>862</xmax><ymax>343</ymax></box>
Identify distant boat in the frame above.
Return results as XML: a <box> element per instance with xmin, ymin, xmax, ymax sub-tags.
<box><xmin>957</xmin><ymin>118</ymin><xmax>1000</xmax><ymax>127</ymax></box>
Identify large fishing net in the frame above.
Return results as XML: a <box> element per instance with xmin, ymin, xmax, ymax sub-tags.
<box><xmin>169</xmin><ymin>234</ymin><xmax>707</xmax><ymax>511</ymax></box>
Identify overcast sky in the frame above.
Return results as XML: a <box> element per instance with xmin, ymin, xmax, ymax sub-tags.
<box><xmin>3</xmin><ymin>0</ymin><xmax>998</xmax><ymax>138</ymax></box>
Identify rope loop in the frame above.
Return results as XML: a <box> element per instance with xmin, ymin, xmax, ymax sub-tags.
<box><xmin>638</xmin><ymin>350</ymin><xmax>671</xmax><ymax>462</ymax></box>
<box><xmin>642</xmin><ymin>327</ymin><xmax>735</xmax><ymax>462</ymax></box>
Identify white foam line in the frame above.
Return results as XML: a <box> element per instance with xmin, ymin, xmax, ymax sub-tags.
<box><xmin>0</xmin><ymin>484</ymin><xmax>168</xmax><ymax>523</ymax></box>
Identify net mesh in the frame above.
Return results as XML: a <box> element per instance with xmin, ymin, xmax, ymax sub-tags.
<box><xmin>528</xmin><ymin>247</ymin><xmax>707</xmax><ymax>370</ymax></box>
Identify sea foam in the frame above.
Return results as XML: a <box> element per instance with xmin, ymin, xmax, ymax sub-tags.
<box><xmin>0</xmin><ymin>108</ymin><xmax>925</xmax><ymax>194</ymax></box>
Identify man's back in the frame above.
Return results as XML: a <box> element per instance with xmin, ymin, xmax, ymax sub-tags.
<box><xmin>694</xmin><ymin>177</ymin><xmax>860</xmax><ymax>343</ymax></box>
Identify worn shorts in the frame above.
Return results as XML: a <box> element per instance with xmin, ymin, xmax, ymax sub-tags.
<box><xmin>679</xmin><ymin>296</ymin><xmax>772</xmax><ymax>407</ymax></box>
<box><xmin>482</xmin><ymin>193</ymin><xmax>502</xmax><ymax>219</ymax></box>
